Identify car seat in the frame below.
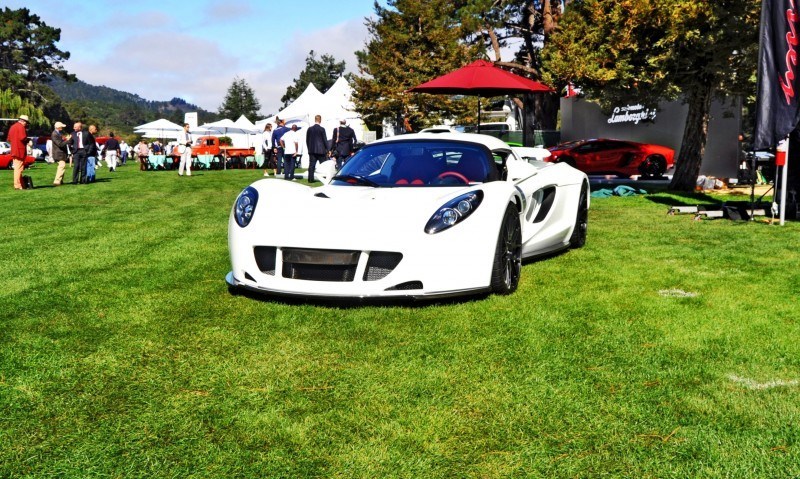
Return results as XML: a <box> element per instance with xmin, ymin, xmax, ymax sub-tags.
<box><xmin>393</xmin><ymin>153</ymin><xmax>437</xmax><ymax>185</ymax></box>
<box><xmin>454</xmin><ymin>150</ymin><xmax>488</xmax><ymax>183</ymax></box>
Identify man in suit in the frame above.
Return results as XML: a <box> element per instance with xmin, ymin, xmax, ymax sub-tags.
<box><xmin>305</xmin><ymin>114</ymin><xmax>328</xmax><ymax>183</ymax></box>
<box><xmin>51</xmin><ymin>121</ymin><xmax>70</xmax><ymax>186</ymax></box>
<box><xmin>333</xmin><ymin>119</ymin><xmax>357</xmax><ymax>169</ymax></box>
<box><xmin>69</xmin><ymin>122</ymin><xmax>90</xmax><ymax>184</ymax></box>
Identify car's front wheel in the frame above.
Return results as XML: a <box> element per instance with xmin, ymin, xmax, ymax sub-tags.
<box><xmin>490</xmin><ymin>205</ymin><xmax>522</xmax><ymax>295</ymax></box>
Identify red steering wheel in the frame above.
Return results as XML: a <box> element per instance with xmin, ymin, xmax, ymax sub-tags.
<box><xmin>437</xmin><ymin>171</ymin><xmax>469</xmax><ymax>184</ymax></box>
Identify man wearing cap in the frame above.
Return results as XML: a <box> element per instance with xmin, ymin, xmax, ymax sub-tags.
<box><xmin>51</xmin><ymin>121</ymin><xmax>70</xmax><ymax>186</ymax></box>
<box><xmin>8</xmin><ymin>115</ymin><xmax>28</xmax><ymax>190</ymax></box>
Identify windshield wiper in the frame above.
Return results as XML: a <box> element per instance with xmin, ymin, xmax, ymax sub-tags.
<box><xmin>332</xmin><ymin>174</ymin><xmax>379</xmax><ymax>187</ymax></box>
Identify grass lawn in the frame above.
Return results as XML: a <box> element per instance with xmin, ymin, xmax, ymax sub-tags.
<box><xmin>1</xmin><ymin>162</ymin><xmax>799</xmax><ymax>478</ymax></box>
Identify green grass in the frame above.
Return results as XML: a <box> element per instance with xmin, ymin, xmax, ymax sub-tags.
<box><xmin>1</xmin><ymin>163</ymin><xmax>799</xmax><ymax>478</ymax></box>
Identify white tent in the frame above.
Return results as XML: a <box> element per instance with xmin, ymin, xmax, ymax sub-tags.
<box><xmin>263</xmin><ymin>79</ymin><xmax>365</xmax><ymax>142</ymax></box>
<box><xmin>197</xmin><ymin>119</ymin><xmax>259</xmax><ymax>148</ymax></box>
<box><xmin>134</xmin><ymin>118</ymin><xmax>183</xmax><ymax>139</ymax></box>
<box><xmin>234</xmin><ymin>115</ymin><xmax>256</xmax><ymax>130</ymax></box>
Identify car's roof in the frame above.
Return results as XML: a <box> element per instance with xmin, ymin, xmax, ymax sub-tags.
<box><xmin>371</xmin><ymin>132</ymin><xmax>512</xmax><ymax>151</ymax></box>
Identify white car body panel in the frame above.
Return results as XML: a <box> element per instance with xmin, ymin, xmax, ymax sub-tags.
<box><xmin>227</xmin><ymin>133</ymin><xmax>588</xmax><ymax>299</ymax></box>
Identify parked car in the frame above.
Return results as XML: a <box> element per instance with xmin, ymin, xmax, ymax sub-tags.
<box><xmin>0</xmin><ymin>154</ymin><xmax>36</xmax><ymax>169</ymax></box>
<box><xmin>547</xmin><ymin>138</ymin><xmax>674</xmax><ymax>178</ymax></box>
<box><xmin>0</xmin><ymin>141</ymin><xmax>10</xmax><ymax>154</ymax></box>
<box><xmin>226</xmin><ymin>132</ymin><xmax>590</xmax><ymax>300</ymax></box>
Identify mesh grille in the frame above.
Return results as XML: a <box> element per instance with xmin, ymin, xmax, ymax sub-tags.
<box><xmin>364</xmin><ymin>252</ymin><xmax>403</xmax><ymax>281</ymax></box>
<box><xmin>254</xmin><ymin>246</ymin><xmax>277</xmax><ymax>275</ymax></box>
<box><xmin>385</xmin><ymin>281</ymin><xmax>423</xmax><ymax>291</ymax></box>
<box><xmin>282</xmin><ymin>263</ymin><xmax>357</xmax><ymax>282</ymax></box>
<box><xmin>281</xmin><ymin>248</ymin><xmax>360</xmax><ymax>282</ymax></box>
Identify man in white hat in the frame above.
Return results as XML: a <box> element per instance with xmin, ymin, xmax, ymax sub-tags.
<box><xmin>51</xmin><ymin>121</ymin><xmax>70</xmax><ymax>185</ymax></box>
<box><xmin>8</xmin><ymin>115</ymin><xmax>29</xmax><ymax>190</ymax></box>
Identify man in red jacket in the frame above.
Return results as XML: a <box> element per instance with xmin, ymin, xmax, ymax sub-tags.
<box><xmin>8</xmin><ymin>115</ymin><xmax>29</xmax><ymax>190</ymax></box>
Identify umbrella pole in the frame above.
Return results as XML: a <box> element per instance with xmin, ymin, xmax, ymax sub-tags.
<box><xmin>478</xmin><ymin>98</ymin><xmax>481</xmax><ymax>134</ymax></box>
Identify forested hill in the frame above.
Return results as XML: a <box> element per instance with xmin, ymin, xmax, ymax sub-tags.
<box><xmin>47</xmin><ymin>77</ymin><xmax>219</xmax><ymax>136</ymax></box>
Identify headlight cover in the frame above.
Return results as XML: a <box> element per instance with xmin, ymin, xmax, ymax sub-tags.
<box><xmin>425</xmin><ymin>190</ymin><xmax>483</xmax><ymax>234</ymax></box>
<box><xmin>234</xmin><ymin>186</ymin><xmax>259</xmax><ymax>228</ymax></box>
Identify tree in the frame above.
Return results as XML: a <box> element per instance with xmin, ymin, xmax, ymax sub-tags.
<box><xmin>0</xmin><ymin>88</ymin><xmax>47</xmax><ymax>128</ymax></box>
<box><xmin>218</xmin><ymin>77</ymin><xmax>261</xmax><ymax>120</ymax></box>
<box><xmin>542</xmin><ymin>0</ymin><xmax>759</xmax><ymax>191</ymax></box>
<box><xmin>0</xmin><ymin>7</ymin><xmax>75</xmax><ymax>104</ymax></box>
<box><xmin>354</xmin><ymin>0</ymin><xmax>483</xmax><ymax>133</ymax></box>
<box><xmin>458</xmin><ymin>0</ymin><xmax>566</xmax><ymax>141</ymax></box>
<box><xmin>281</xmin><ymin>51</ymin><xmax>350</xmax><ymax>107</ymax></box>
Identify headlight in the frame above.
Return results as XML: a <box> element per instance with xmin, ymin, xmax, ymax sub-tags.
<box><xmin>425</xmin><ymin>191</ymin><xmax>483</xmax><ymax>234</ymax></box>
<box><xmin>234</xmin><ymin>186</ymin><xmax>259</xmax><ymax>227</ymax></box>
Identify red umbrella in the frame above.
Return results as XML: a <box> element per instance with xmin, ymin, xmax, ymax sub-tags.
<box><xmin>408</xmin><ymin>59</ymin><xmax>554</xmax><ymax>132</ymax></box>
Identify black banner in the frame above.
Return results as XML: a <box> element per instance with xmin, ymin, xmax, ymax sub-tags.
<box><xmin>754</xmin><ymin>0</ymin><xmax>800</xmax><ymax>149</ymax></box>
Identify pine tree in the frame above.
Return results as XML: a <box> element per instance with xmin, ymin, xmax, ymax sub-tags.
<box><xmin>354</xmin><ymin>0</ymin><xmax>482</xmax><ymax>133</ymax></box>
<box><xmin>0</xmin><ymin>7</ymin><xmax>75</xmax><ymax>103</ymax></box>
<box><xmin>218</xmin><ymin>77</ymin><xmax>261</xmax><ymax>120</ymax></box>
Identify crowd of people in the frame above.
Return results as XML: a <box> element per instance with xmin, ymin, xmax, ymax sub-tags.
<box><xmin>7</xmin><ymin>113</ymin><xmax>359</xmax><ymax>189</ymax></box>
<box><xmin>260</xmin><ymin>115</ymin><xmax>356</xmax><ymax>182</ymax></box>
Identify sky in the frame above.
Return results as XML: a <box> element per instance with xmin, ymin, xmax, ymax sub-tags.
<box><xmin>9</xmin><ymin>0</ymin><xmax>380</xmax><ymax>116</ymax></box>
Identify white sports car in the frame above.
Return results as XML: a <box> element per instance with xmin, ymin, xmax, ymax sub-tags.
<box><xmin>226</xmin><ymin>132</ymin><xmax>589</xmax><ymax>300</ymax></box>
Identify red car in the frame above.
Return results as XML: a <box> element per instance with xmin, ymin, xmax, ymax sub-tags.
<box><xmin>0</xmin><ymin>154</ymin><xmax>36</xmax><ymax>169</ymax></box>
<box><xmin>547</xmin><ymin>139</ymin><xmax>674</xmax><ymax>178</ymax></box>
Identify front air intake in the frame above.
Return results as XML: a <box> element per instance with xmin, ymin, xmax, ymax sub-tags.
<box><xmin>364</xmin><ymin>252</ymin><xmax>403</xmax><ymax>281</ymax></box>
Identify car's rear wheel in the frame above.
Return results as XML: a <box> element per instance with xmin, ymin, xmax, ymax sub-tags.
<box><xmin>639</xmin><ymin>155</ymin><xmax>666</xmax><ymax>178</ymax></box>
<box><xmin>569</xmin><ymin>182</ymin><xmax>589</xmax><ymax>249</ymax></box>
<box><xmin>490</xmin><ymin>205</ymin><xmax>522</xmax><ymax>295</ymax></box>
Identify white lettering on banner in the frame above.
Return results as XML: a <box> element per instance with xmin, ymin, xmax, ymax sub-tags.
<box><xmin>607</xmin><ymin>104</ymin><xmax>657</xmax><ymax>125</ymax></box>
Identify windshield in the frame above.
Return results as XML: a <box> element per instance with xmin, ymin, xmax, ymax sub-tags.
<box><xmin>333</xmin><ymin>140</ymin><xmax>498</xmax><ymax>187</ymax></box>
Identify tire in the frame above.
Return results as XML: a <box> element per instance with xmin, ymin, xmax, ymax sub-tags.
<box><xmin>569</xmin><ymin>182</ymin><xmax>589</xmax><ymax>249</ymax></box>
<box><xmin>639</xmin><ymin>155</ymin><xmax>666</xmax><ymax>178</ymax></box>
<box><xmin>490</xmin><ymin>205</ymin><xmax>522</xmax><ymax>295</ymax></box>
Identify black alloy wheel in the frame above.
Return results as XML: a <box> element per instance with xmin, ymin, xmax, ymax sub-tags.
<box><xmin>490</xmin><ymin>205</ymin><xmax>523</xmax><ymax>294</ymax></box>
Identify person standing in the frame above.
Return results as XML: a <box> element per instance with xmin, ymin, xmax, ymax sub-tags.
<box><xmin>86</xmin><ymin>125</ymin><xmax>99</xmax><ymax>181</ymax></box>
<box><xmin>261</xmin><ymin>123</ymin><xmax>273</xmax><ymax>177</ymax></box>
<box><xmin>332</xmin><ymin>119</ymin><xmax>357</xmax><ymax>169</ymax></box>
<box><xmin>104</xmin><ymin>132</ymin><xmax>121</xmax><ymax>172</ymax></box>
<box><xmin>51</xmin><ymin>121</ymin><xmax>70</xmax><ymax>186</ymax></box>
<box><xmin>280</xmin><ymin>124</ymin><xmax>302</xmax><ymax>180</ymax></box>
<box><xmin>272</xmin><ymin>119</ymin><xmax>289</xmax><ymax>177</ymax></box>
<box><xmin>69</xmin><ymin>122</ymin><xmax>88</xmax><ymax>184</ymax></box>
<box><xmin>177</xmin><ymin>123</ymin><xmax>193</xmax><ymax>176</ymax></box>
<box><xmin>8</xmin><ymin>115</ymin><xmax>28</xmax><ymax>190</ymax></box>
<box><xmin>305</xmin><ymin>114</ymin><xmax>328</xmax><ymax>183</ymax></box>
<box><xmin>136</xmin><ymin>140</ymin><xmax>149</xmax><ymax>171</ymax></box>
<box><xmin>119</xmin><ymin>140</ymin><xmax>129</xmax><ymax>165</ymax></box>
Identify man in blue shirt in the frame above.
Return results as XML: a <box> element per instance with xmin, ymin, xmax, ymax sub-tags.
<box><xmin>271</xmin><ymin>119</ymin><xmax>289</xmax><ymax>177</ymax></box>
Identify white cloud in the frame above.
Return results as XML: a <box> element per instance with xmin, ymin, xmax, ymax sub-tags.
<box><xmin>249</xmin><ymin>17</ymin><xmax>370</xmax><ymax>115</ymax></box>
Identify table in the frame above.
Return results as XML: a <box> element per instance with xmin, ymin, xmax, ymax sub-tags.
<box><xmin>149</xmin><ymin>155</ymin><xmax>166</xmax><ymax>169</ymax></box>
<box><xmin>195</xmin><ymin>154</ymin><xmax>213</xmax><ymax>169</ymax></box>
